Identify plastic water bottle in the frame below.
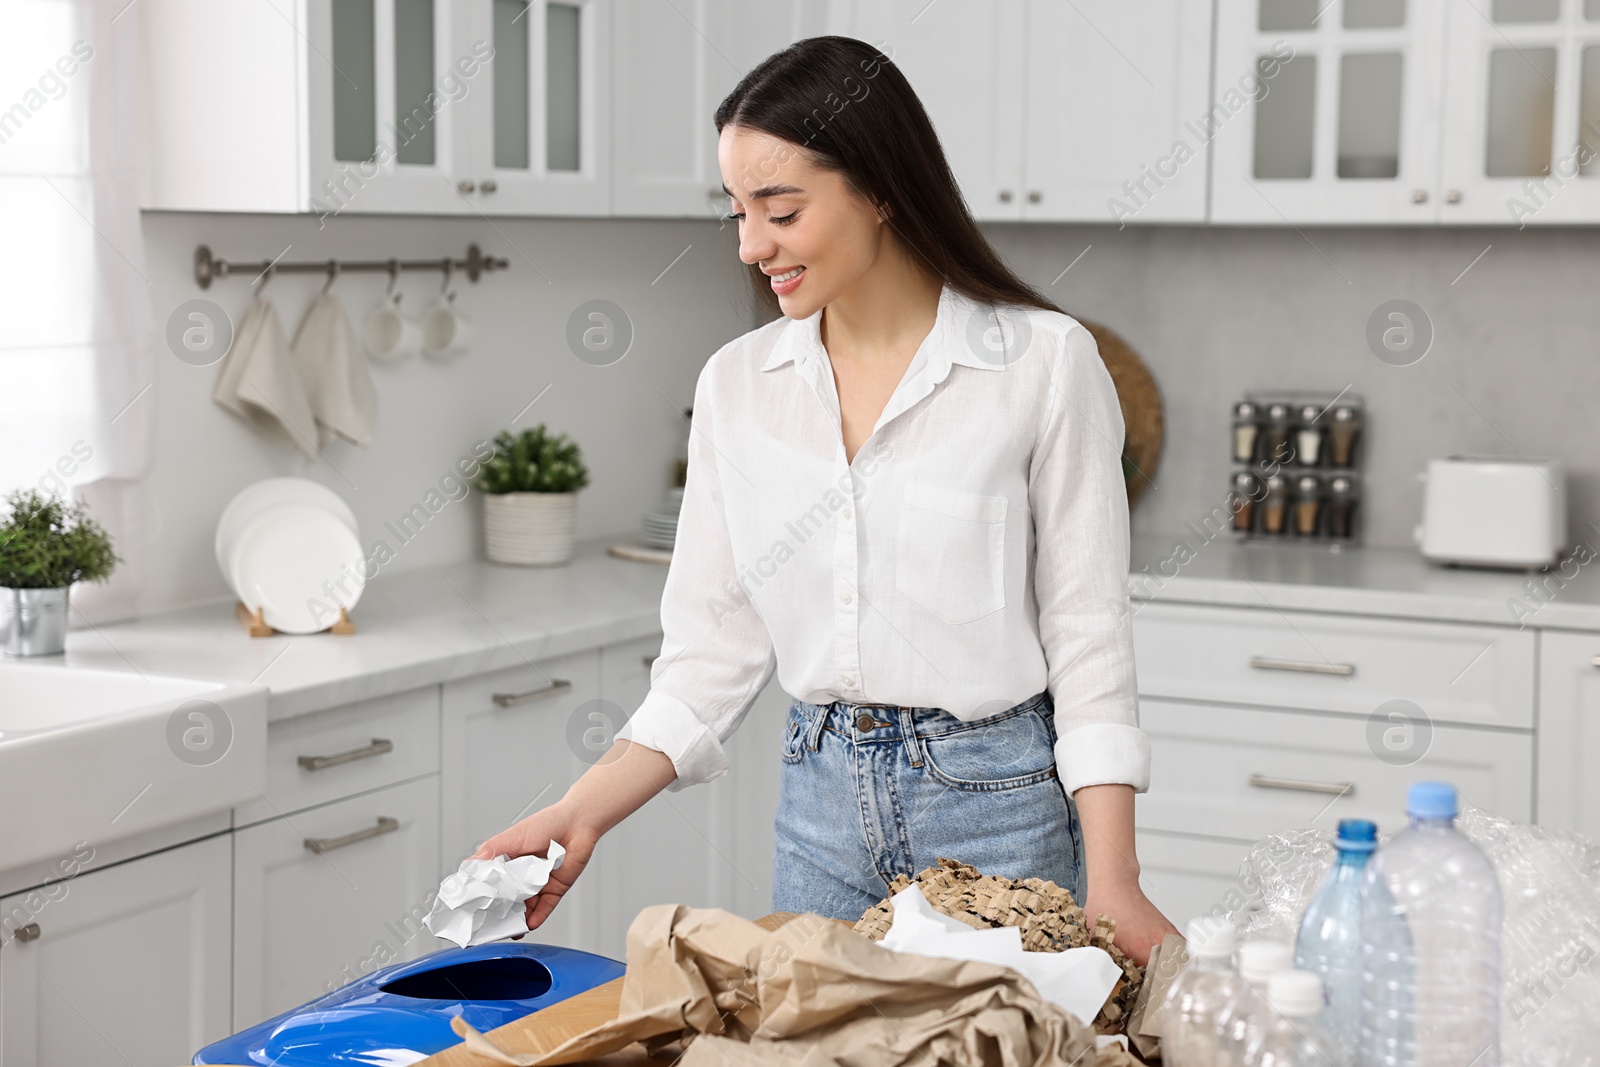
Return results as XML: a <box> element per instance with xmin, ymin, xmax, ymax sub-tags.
<box><xmin>1161</xmin><ymin>917</ymin><xmax>1245</xmax><ymax>1067</ymax></box>
<box><xmin>1243</xmin><ymin>969</ymin><xmax>1350</xmax><ymax>1067</ymax></box>
<box><xmin>1212</xmin><ymin>938</ymin><xmax>1294</xmax><ymax>1064</ymax></box>
<box><xmin>1359</xmin><ymin>781</ymin><xmax>1502</xmax><ymax>1067</ymax></box>
<box><xmin>1294</xmin><ymin>818</ymin><xmax>1377</xmax><ymax>1048</ymax></box>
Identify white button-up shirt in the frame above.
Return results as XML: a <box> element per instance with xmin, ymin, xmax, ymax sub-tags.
<box><xmin>617</xmin><ymin>283</ymin><xmax>1150</xmax><ymax>796</ymax></box>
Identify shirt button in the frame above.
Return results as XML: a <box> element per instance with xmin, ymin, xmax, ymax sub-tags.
<box><xmin>842</xmin><ymin>674</ymin><xmax>856</xmax><ymax>687</ymax></box>
<box><xmin>839</xmin><ymin>591</ymin><xmax>852</xmax><ymax>604</ymax></box>
<box><xmin>841</xmin><ymin>506</ymin><xmax>853</xmax><ymax>520</ymax></box>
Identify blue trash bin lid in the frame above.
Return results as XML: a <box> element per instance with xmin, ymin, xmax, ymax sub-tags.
<box><xmin>194</xmin><ymin>940</ymin><xmax>624</xmax><ymax>1066</ymax></box>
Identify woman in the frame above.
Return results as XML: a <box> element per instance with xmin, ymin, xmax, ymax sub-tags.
<box><xmin>474</xmin><ymin>36</ymin><xmax>1177</xmax><ymax>965</ymax></box>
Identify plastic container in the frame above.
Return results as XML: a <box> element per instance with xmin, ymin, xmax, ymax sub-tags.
<box><xmin>1359</xmin><ymin>781</ymin><xmax>1503</xmax><ymax>1067</ymax></box>
<box><xmin>1294</xmin><ymin>818</ymin><xmax>1377</xmax><ymax>1048</ymax></box>
<box><xmin>1242</xmin><ymin>969</ymin><xmax>1349</xmax><ymax>1067</ymax></box>
<box><xmin>1212</xmin><ymin>938</ymin><xmax>1294</xmax><ymax>1064</ymax></box>
<box><xmin>193</xmin><ymin>940</ymin><xmax>624</xmax><ymax>1065</ymax></box>
<box><xmin>1160</xmin><ymin>917</ymin><xmax>1245</xmax><ymax>1067</ymax></box>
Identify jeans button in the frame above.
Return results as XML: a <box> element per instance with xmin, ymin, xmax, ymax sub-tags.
<box><xmin>854</xmin><ymin>712</ymin><xmax>875</xmax><ymax>732</ymax></box>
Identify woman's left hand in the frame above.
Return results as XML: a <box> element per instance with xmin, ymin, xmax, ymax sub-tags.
<box><xmin>1082</xmin><ymin>879</ymin><xmax>1179</xmax><ymax>968</ymax></box>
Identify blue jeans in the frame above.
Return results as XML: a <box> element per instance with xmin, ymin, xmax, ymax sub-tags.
<box><xmin>770</xmin><ymin>690</ymin><xmax>1087</xmax><ymax>920</ymax></box>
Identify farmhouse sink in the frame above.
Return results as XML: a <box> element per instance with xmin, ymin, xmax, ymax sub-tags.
<box><xmin>0</xmin><ymin>662</ymin><xmax>266</xmax><ymax>872</ymax></box>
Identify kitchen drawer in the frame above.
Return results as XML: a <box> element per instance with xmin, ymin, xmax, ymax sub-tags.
<box><xmin>1135</xmin><ymin>830</ymin><xmax>1254</xmax><ymax>931</ymax></box>
<box><xmin>234</xmin><ymin>686</ymin><xmax>441</xmax><ymax>827</ymax></box>
<box><xmin>1137</xmin><ymin>699</ymin><xmax>1533</xmax><ymax>842</ymax></box>
<box><xmin>1132</xmin><ymin>602</ymin><xmax>1534</xmax><ymax>729</ymax></box>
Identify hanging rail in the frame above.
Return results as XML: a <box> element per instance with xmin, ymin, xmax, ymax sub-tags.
<box><xmin>193</xmin><ymin>243</ymin><xmax>509</xmax><ymax>290</ymax></box>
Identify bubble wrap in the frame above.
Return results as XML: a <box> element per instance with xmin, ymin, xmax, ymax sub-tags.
<box><xmin>1226</xmin><ymin>803</ymin><xmax>1600</xmax><ymax>1067</ymax></box>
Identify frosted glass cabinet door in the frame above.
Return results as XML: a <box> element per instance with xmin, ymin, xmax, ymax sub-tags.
<box><xmin>305</xmin><ymin>0</ymin><xmax>475</xmax><ymax>214</ymax></box>
<box><xmin>1211</xmin><ymin>0</ymin><xmax>1449</xmax><ymax>222</ymax></box>
<box><xmin>838</xmin><ymin>0</ymin><xmax>1028</xmax><ymax>221</ymax></box>
<box><xmin>459</xmin><ymin>0</ymin><xmax>612</xmax><ymax>214</ymax></box>
<box><xmin>1024</xmin><ymin>0</ymin><xmax>1213</xmax><ymax>223</ymax></box>
<box><xmin>1437</xmin><ymin>0</ymin><xmax>1600</xmax><ymax>222</ymax></box>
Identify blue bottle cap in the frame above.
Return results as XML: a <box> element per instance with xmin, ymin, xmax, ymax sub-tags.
<box><xmin>1335</xmin><ymin>818</ymin><xmax>1378</xmax><ymax>851</ymax></box>
<box><xmin>1407</xmin><ymin>780</ymin><xmax>1458</xmax><ymax>819</ymax></box>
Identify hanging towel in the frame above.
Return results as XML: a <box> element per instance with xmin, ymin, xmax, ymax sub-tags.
<box><xmin>213</xmin><ymin>297</ymin><xmax>321</xmax><ymax>460</ymax></box>
<box><xmin>289</xmin><ymin>291</ymin><xmax>379</xmax><ymax>447</ymax></box>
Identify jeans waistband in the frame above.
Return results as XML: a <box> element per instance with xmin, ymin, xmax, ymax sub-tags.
<box><xmin>792</xmin><ymin>691</ymin><xmax>1052</xmax><ymax>769</ymax></box>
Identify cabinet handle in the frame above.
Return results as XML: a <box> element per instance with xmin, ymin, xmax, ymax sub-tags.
<box><xmin>6</xmin><ymin>923</ymin><xmax>41</xmax><ymax>944</ymax></box>
<box><xmin>492</xmin><ymin>678</ymin><xmax>572</xmax><ymax>707</ymax></box>
<box><xmin>1445</xmin><ymin>189</ymin><xmax>1463</xmax><ymax>204</ymax></box>
<box><xmin>1249</xmin><ymin>655</ymin><xmax>1355</xmax><ymax>677</ymax></box>
<box><xmin>998</xmin><ymin>190</ymin><xmax>1014</xmax><ymax>203</ymax></box>
<box><xmin>1027</xmin><ymin>190</ymin><xmax>1042</xmax><ymax>203</ymax></box>
<box><xmin>304</xmin><ymin>816</ymin><xmax>400</xmax><ymax>854</ymax></box>
<box><xmin>298</xmin><ymin>737</ymin><xmax>393</xmax><ymax>772</ymax></box>
<box><xmin>480</xmin><ymin>179</ymin><xmax>498</xmax><ymax>193</ymax></box>
<box><xmin>1249</xmin><ymin>773</ymin><xmax>1355</xmax><ymax>797</ymax></box>
<box><xmin>457</xmin><ymin>179</ymin><xmax>477</xmax><ymax>194</ymax></box>
<box><xmin>1411</xmin><ymin>189</ymin><xmax>1429</xmax><ymax>204</ymax></box>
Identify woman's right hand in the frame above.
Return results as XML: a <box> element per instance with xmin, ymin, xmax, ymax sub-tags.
<box><xmin>472</xmin><ymin>801</ymin><xmax>603</xmax><ymax>933</ymax></box>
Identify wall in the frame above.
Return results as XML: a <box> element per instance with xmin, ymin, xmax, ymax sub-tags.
<box><xmin>128</xmin><ymin>213</ymin><xmax>1596</xmax><ymax>617</ymax></box>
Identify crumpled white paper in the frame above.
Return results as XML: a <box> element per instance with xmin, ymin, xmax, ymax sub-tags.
<box><xmin>423</xmin><ymin>843</ymin><xmax>566</xmax><ymax>948</ymax></box>
<box><xmin>878</xmin><ymin>883</ymin><xmax>1123</xmax><ymax>1027</ymax></box>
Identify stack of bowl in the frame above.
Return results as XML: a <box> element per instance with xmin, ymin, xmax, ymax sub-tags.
<box><xmin>640</xmin><ymin>487</ymin><xmax>682</xmax><ymax>551</ymax></box>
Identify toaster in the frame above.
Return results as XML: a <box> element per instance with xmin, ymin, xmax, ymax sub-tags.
<box><xmin>1415</xmin><ymin>455</ymin><xmax>1566</xmax><ymax>569</ymax></box>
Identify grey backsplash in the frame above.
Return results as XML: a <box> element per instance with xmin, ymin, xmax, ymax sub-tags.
<box><xmin>137</xmin><ymin>211</ymin><xmax>1591</xmax><ymax>614</ymax></box>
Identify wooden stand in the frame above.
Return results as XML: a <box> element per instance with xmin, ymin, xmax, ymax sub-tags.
<box><xmin>235</xmin><ymin>601</ymin><xmax>356</xmax><ymax>637</ymax></box>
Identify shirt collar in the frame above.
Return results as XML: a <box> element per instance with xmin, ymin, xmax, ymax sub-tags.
<box><xmin>759</xmin><ymin>283</ymin><xmax>1011</xmax><ymax>375</ymax></box>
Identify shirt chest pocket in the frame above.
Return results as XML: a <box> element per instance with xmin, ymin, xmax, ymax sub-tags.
<box><xmin>893</xmin><ymin>482</ymin><xmax>1007</xmax><ymax>626</ymax></box>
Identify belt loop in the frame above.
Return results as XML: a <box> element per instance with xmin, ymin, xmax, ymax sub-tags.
<box><xmin>806</xmin><ymin>701</ymin><xmax>829</xmax><ymax>752</ymax></box>
<box><xmin>897</xmin><ymin>706</ymin><xmax>923</xmax><ymax>767</ymax></box>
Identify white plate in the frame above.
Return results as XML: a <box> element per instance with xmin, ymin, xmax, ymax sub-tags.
<box><xmin>229</xmin><ymin>502</ymin><xmax>366</xmax><ymax>635</ymax></box>
<box><xmin>216</xmin><ymin>478</ymin><xmax>358</xmax><ymax>584</ymax></box>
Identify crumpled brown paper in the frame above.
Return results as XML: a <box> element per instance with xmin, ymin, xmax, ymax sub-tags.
<box><xmin>449</xmin><ymin>903</ymin><xmax>1144</xmax><ymax>1067</ymax></box>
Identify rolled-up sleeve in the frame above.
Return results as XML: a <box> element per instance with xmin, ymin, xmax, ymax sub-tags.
<box><xmin>615</xmin><ymin>359</ymin><xmax>777</xmax><ymax>792</ymax></box>
<box><xmin>1029</xmin><ymin>322</ymin><xmax>1150</xmax><ymax>794</ymax></box>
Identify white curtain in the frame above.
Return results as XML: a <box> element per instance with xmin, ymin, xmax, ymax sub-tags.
<box><xmin>0</xmin><ymin>0</ymin><xmax>153</xmax><ymax>623</ymax></box>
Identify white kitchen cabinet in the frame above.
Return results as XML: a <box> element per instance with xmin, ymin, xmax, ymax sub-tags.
<box><xmin>719</xmin><ymin>674</ymin><xmax>797</xmax><ymax>920</ymax></box>
<box><xmin>1212</xmin><ymin>0</ymin><xmax>1449</xmax><ymax>223</ymax></box>
<box><xmin>1535</xmin><ymin>629</ymin><xmax>1600</xmax><ymax>835</ymax></box>
<box><xmin>1437</xmin><ymin>0</ymin><xmax>1600</xmax><ymax>223</ymax></box>
<box><xmin>0</xmin><ymin>835</ymin><xmax>232</xmax><ymax>1067</ymax></box>
<box><xmin>1135</xmin><ymin>829</ymin><xmax>1255</xmax><ymax>932</ymax></box>
<box><xmin>440</xmin><ymin>651</ymin><xmax>607</xmax><ymax>955</ymax></box>
<box><xmin>612</xmin><ymin>0</ymin><xmax>835</xmax><ymax>217</ymax></box>
<box><xmin>232</xmin><ymin>776</ymin><xmax>441</xmax><ymax>1030</ymax></box>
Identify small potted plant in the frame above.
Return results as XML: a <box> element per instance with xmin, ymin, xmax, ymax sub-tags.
<box><xmin>471</xmin><ymin>426</ymin><xmax>590</xmax><ymax>565</ymax></box>
<box><xmin>0</xmin><ymin>489</ymin><xmax>120</xmax><ymax>656</ymax></box>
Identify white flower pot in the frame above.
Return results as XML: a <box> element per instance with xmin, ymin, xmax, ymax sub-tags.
<box><xmin>482</xmin><ymin>491</ymin><xmax>578</xmax><ymax>566</ymax></box>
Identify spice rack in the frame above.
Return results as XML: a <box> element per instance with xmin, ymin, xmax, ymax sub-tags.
<box><xmin>1229</xmin><ymin>392</ymin><xmax>1364</xmax><ymax>544</ymax></box>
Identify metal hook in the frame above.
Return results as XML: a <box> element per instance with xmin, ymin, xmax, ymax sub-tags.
<box><xmin>384</xmin><ymin>258</ymin><xmax>400</xmax><ymax>298</ymax></box>
<box><xmin>321</xmin><ymin>259</ymin><xmax>340</xmax><ymax>294</ymax></box>
<box><xmin>439</xmin><ymin>259</ymin><xmax>455</xmax><ymax>296</ymax></box>
<box><xmin>253</xmin><ymin>263</ymin><xmax>275</xmax><ymax>295</ymax></box>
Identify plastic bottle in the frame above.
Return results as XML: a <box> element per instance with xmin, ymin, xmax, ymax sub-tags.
<box><xmin>1359</xmin><ymin>781</ymin><xmax>1503</xmax><ymax>1067</ymax></box>
<box><xmin>1293</xmin><ymin>818</ymin><xmax>1377</xmax><ymax>1048</ymax></box>
<box><xmin>1160</xmin><ymin>917</ymin><xmax>1245</xmax><ymax>1067</ymax></box>
<box><xmin>1243</xmin><ymin>969</ymin><xmax>1350</xmax><ymax>1067</ymax></box>
<box><xmin>1212</xmin><ymin>938</ymin><xmax>1294</xmax><ymax>1065</ymax></box>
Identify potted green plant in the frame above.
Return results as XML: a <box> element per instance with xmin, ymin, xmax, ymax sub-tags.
<box><xmin>0</xmin><ymin>489</ymin><xmax>120</xmax><ymax>656</ymax></box>
<box><xmin>470</xmin><ymin>426</ymin><xmax>590</xmax><ymax>565</ymax></box>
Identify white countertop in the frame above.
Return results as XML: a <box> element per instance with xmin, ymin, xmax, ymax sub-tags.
<box><xmin>29</xmin><ymin>533</ymin><xmax>1600</xmax><ymax>723</ymax></box>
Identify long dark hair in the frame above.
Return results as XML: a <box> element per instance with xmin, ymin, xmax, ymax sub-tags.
<box><xmin>714</xmin><ymin>36</ymin><xmax>1063</xmax><ymax>323</ymax></box>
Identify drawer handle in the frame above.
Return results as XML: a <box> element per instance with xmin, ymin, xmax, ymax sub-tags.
<box><xmin>1249</xmin><ymin>773</ymin><xmax>1355</xmax><ymax>797</ymax></box>
<box><xmin>297</xmin><ymin>737</ymin><xmax>393</xmax><ymax>772</ymax></box>
<box><xmin>304</xmin><ymin>816</ymin><xmax>400</xmax><ymax>854</ymax></box>
<box><xmin>1250</xmin><ymin>655</ymin><xmax>1355</xmax><ymax>677</ymax></box>
<box><xmin>5</xmin><ymin>923</ymin><xmax>41</xmax><ymax>945</ymax></box>
<box><xmin>491</xmin><ymin>678</ymin><xmax>572</xmax><ymax>707</ymax></box>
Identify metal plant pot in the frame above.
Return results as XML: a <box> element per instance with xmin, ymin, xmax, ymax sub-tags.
<box><xmin>1</xmin><ymin>586</ymin><xmax>71</xmax><ymax>657</ymax></box>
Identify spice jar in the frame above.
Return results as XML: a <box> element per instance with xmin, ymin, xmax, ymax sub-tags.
<box><xmin>1328</xmin><ymin>405</ymin><xmax>1362</xmax><ymax>468</ymax></box>
<box><xmin>1264</xmin><ymin>404</ymin><xmax>1293</xmax><ymax>464</ymax></box>
<box><xmin>1261</xmin><ymin>474</ymin><xmax>1289</xmax><ymax>534</ymax></box>
<box><xmin>1293</xmin><ymin>473</ymin><xmax>1323</xmax><ymax>536</ymax></box>
<box><xmin>1295</xmin><ymin>404</ymin><xmax>1324</xmax><ymax>466</ymax></box>
<box><xmin>1325</xmin><ymin>475</ymin><xmax>1358</xmax><ymax>538</ymax></box>
<box><xmin>1232</xmin><ymin>470</ymin><xmax>1262</xmax><ymax>532</ymax></box>
<box><xmin>1232</xmin><ymin>401</ymin><xmax>1261</xmax><ymax>464</ymax></box>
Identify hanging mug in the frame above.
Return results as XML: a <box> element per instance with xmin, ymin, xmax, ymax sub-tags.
<box><xmin>363</xmin><ymin>263</ymin><xmax>421</xmax><ymax>361</ymax></box>
<box><xmin>420</xmin><ymin>263</ymin><xmax>472</xmax><ymax>359</ymax></box>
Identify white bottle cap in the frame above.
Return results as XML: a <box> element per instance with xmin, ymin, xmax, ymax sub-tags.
<box><xmin>1185</xmin><ymin>916</ymin><xmax>1236</xmax><ymax>958</ymax></box>
<box><xmin>1267</xmin><ymin>969</ymin><xmax>1326</xmax><ymax>1017</ymax></box>
<box><xmin>1237</xmin><ymin>939</ymin><xmax>1294</xmax><ymax>985</ymax></box>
